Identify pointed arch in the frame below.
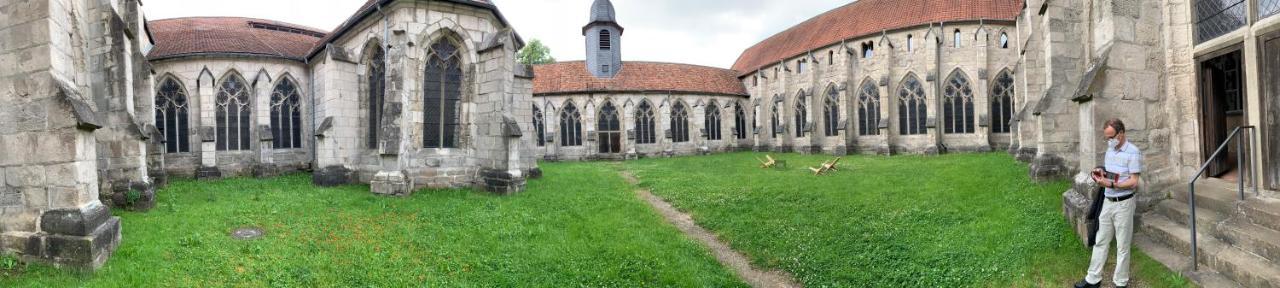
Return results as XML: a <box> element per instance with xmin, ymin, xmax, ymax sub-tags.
<box><xmin>533</xmin><ymin>103</ymin><xmax>545</xmax><ymax>146</ymax></box>
<box><xmin>734</xmin><ymin>101</ymin><xmax>747</xmax><ymax>140</ymax></box>
<box><xmin>897</xmin><ymin>73</ymin><xmax>927</xmax><ymax>135</ymax></box>
<box><xmin>635</xmin><ymin>99</ymin><xmax>657</xmax><ymax>144</ymax></box>
<box><xmin>215</xmin><ymin>70</ymin><xmax>252</xmax><ymax>151</ymax></box>
<box><xmin>990</xmin><ymin>68</ymin><xmax>1016</xmax><ymax>133</ymax></box>
<box><xmin>270</xmin><ymin>74</ymin><xmax>303</xmax><ymax>149</ymax></box>
<box><xmin>794</xmin><ymin>89</ymin><xmax>808</xmax><ymax>137</ymax></box>
<box><xmin>671</xmin><ymin>100</ymin><xmax>690</xmax><ymax>143</ymax></box>
<box><xmin>155</xmin><ymin>74</ymin><xmax>191</xmax><ymax>153</ymax></box>
<box><xmin>560</xmin><ymin>100</ymin><xmax>583</xmax><ymax>146</ymax></box>
<box><xmin>424</xmin><ymin>35</ymin><xmax>465</xmax><ymax>149</ymax></box>
<box><xmin>364</xmin><ymin>41</ymin><xmax>386</xmax><ymax>149</ymax></box>
<box><xmin>598</xmin><ymin>100</ymin><xmax>622</xmax><ymax>153</ymax></box>
<box><xmin>823</xmin><ymin>84</ymin><xmax>840</xmax><ymax>137</ymax></box>
<box><xmin>705</xmin><ymin>99</ymin><xmax>722</xmax><ymax>140</ymax></box>
<box><xmin>856</xmin><ymin>78</ymin><xmax>882</xmax><ymax>136</ymax></box>
<box><xmin>771</xmin><ymin>96</ymin><xmax>782</xmax><ymax>138</ymax></box>
<box><xmin>942</xmin><ymin>69</ymin><xmax>975</xmax><ymax>134</ymax></box>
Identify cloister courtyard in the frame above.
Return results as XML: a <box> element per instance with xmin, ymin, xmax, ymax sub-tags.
<box><xmin>0</xmin><ymin>153</ymin><xmax>1192</xmax><ymax>287</ymax></box>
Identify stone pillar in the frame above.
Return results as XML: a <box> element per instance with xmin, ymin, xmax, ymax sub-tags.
<box><xmin>196</xmin><ymin>69</ymin><xmax>220</xmax><ymax>179</ymax></box>
<box><xmin>252</xmin><ymin>73</ymin><xmax>277</xmax><ymax>178</ymax></box>
<box><xmin>473</xmin><ymin>29</ymin><xmax>532</xmax><ymax>194</ymax></box>
<box><xmin>369</xmin><ymin>30</ymin><xmax>410</xmax><ymax>196</ymax></box>
<box><xmin>1028</xmin><ymin>0</ymin><xmax>1087</xmax><ymax>181</ymax></box>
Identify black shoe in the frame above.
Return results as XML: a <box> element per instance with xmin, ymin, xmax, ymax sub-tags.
<box><xmin>1116</xmin><ymin>286</ymin><xmax>1127</xmax><ymax>288</ymax></box>
<box><xmin>1073</xmin><ymin>279</ymin><xmax>1100</xmax><ymax>288</ymax></box>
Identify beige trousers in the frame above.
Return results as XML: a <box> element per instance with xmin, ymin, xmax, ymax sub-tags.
<box><xmin>1085</xmin><ymin>197</ymin><xmax>1136</xmax><ymax>286</ymax></box>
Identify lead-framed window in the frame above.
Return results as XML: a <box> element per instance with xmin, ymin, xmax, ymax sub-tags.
<box><xmin>155</xmin><ymin>77</ymin><xmax>190</xmax><ymax>153</ymax></box>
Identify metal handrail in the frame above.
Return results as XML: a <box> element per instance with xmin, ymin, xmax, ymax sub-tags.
<box><xmin>1187</xmin><ymin>125</ymin><xmax>1257</xmax><ymax>271</ymax></box>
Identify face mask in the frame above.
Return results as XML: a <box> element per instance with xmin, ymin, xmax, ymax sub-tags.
<box><xmin>1107</xmin><ymin>138</ymin><xmax>1119</xmax><ymax>149</ymax></box>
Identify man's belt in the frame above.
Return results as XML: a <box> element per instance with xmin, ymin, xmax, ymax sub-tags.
<box><xmin>1106</xmin><ymin>194</ymin><xmax>1134</xmax><ymax>202</ymax></box>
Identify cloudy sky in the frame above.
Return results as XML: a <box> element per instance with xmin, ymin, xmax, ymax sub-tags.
<box><xmin>142</xmin><ymin>0</ymin><xmax>851</xmax><ymax>68</ymax></box>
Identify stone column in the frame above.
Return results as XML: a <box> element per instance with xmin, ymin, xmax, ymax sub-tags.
<box><xmin>252</xmin><ymin>72</ymin><xmax>277</xmax><ymax>178</ymax></box>
<box><xmin>473</xmin><ymin>29</ymin><xmax>531</xmax><ymax>194</ymax></box>
<box><xmin>369</xmin><ymin>30</ymin><xmax>410</xmax><ymax>196</ymax></box>
<box><xmin>196</xmin><ymin>69</ymin><xmax>220</xmax><ymax>179</ymax></box>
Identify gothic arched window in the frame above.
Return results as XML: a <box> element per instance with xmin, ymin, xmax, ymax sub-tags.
<box><xmin>734</xmin><ymin>103</ymin><xmax>747</xmax><ymax>139</ymax></box>
<box><xmin>636</xmin><ymin>101</ymin><xmax>657</xmax><ymax>144</ymax></box>
<box><xmin>671</xmin><ymin>102</ymin><xmax>690</xmax><ymax>143</ymax></box>
<box><xmin>857</xmin><ymin>80</ymin><xmax>881</xmax><ymax>136</ymax></box>
<box><xmin>533</xmin><ymin>104</ymin><xmax>545</xmax><ymax>146</ymax></box>
<box><xmin>155</xmin><ymin>77</ymin><xmax>190</xmax><ymax>153</ymax></box>
<box><xmin>898</xmin><ymin>74</ymin><xmax>927</xmax><ymax>135</ymax></box>
<box><xmin>771</xmin><ymin>102</ymin><xmax>781</xmax><ymax>138</ymax></box>
<box><xmin>598</xmin><ymin>102</ymin><xmax>622</xmax><ymax>153</ymax></box>
<box><xmin>216</xmin><ymin>74</ymin><xmax>251</xmax><ymax>151</ymax></box>
<box><xmin>424</xmin><ymin>39</ymin><xmax>463</xmax><ymax>149</ymax></box>
<box><xmin>560</xmin><ymin>102</ymin><xmax>583</xmax><ymax>146</ymax></box>
<box><xmin>999</xmin><ymin>32</ymin><xmax>1010</xmax><ymax>49</ymax></box>
<box><xmin>824</xmin><ymin>86</ymin><xmax>840</xmax><ymax>137</ymax></box>
<box><xmin>943</xmin><ymin>70</ymin><xmax>975</xmax><ymax>134</ymax></box>
<box><xmin>794</xmin><ymin>92</ymin><xmax>808</xmax><ymax>137</ymax></box>
<box><xmin>270</xmin><ymin>78</ymin><xmax>303</xmax><ymax>149</ymax></box>
<box><xmin>366</xmin><ymin>46</ymin><xmax>385</xmax><ymax>149</ymax></box>
<box><xmin>907</xmin><ymin>34</ymin><xmax>914</xmax><ymax>52</ymax></box>
<box><xmin>991</xmin><ymin>70</ymin><xmax>1016</xmax><ymax>133</ymax></box>
<box><xmin>705</xmin><ymin>102</ymin><xmax>722</xmax><ymax>140</ymax></box>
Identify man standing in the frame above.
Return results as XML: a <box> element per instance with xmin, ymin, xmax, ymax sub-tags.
<box><xmin>1076</xmin><ymin>119</ymin><xmax>1142</xmax><ymax>288</ymax></box>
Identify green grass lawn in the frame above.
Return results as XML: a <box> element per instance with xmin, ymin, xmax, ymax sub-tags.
<box><xmin>1</xmin><ymin>152</ymin><xmax>1194</xmax><ymax>287</ymax></box>
<box><xmin>0</xmin><ymin>163</ymin><xmax>744</xmax><ymax>287</ymax></box>
<box><xmin>623</xmin><ymin>152</ymin><xmax>1192</xmax><ymax>287</ymax></box>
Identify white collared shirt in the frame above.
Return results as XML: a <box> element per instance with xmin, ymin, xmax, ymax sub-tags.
<box><xmin>1104</xmin><ymin>141</ymin><xmax>1142</xmax><ymax>198</ymax></box>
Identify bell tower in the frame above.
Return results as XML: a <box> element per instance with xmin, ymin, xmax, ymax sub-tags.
<box><xmin>584</xmin><ymin>0</ymin><xmax>623</xmax><ymax>78</ymax></box>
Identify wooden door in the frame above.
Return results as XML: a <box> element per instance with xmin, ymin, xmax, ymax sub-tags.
<box><xmin>1264</xmin><ymin>33</ymin><xmax>1280</xmax><ymax>189</ymax></box>
<box><xmin>1201</xmin><ymin>64</ymin><xmax>1228</xmax><ymax>176</ymax></box>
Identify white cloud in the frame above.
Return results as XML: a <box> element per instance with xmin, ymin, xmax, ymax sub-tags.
<box><xmin>143</xmin><ymin>0</ymin><xmax>852</xmax><ymax>68</ymax></box>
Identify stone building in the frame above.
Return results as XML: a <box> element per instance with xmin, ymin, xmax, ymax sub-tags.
<box><xmin>532</xmin><ymin>0</ymin><xmax>752</xmax><ymax>160</ymax></box>
<box><xmin>1</xmin><ymin>0</ymin><xmax>538</xmax><ymax>269</ymax></box>
<box><xmin>732</xmin><ymin>0</ymin><xmax>1023</xmax><ymax>156</ymax></box>
<box><xmin>144</xmin><ymin>0</ymin><xmax>539</xmax><ymax>195</ymax></box>
<box><xmin>1017</xmin><ymin>0</ymin><xmax>1280</xmax><ymax>285</ymax></box>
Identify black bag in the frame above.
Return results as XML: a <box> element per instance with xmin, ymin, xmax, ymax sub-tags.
<box><xmin>1085</xmin><ymin>185</ymin><xmax>1105</xmax><ymax>247</ymax></box>
<box><xmin>1085</xmin><ymin>166</ymin><xmax>1119</xmax><ymax>247</ymax></box>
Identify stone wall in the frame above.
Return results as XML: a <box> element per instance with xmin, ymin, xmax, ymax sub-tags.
<box><xmin>740</xmin><ymin>22</ymin><xmax>1021</xmax><ymax>156</ymax></box>
<box><xmin>0</xmin><ymin>0</ymin><xmax>152</xmax><ymax>269</ymax></box>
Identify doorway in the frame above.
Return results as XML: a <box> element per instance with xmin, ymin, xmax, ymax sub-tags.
<box><xmin>1263</xmin><ymin>32</ymin><xmax>1280</xmax><ymax>190</ymax></box>
<box><xmin>598</xmin><ymin>103</ymin><xmax>622</xmax><ymax>154</ymax></box>
<box><xmin>1198</xmin><ymin>48</ymin><xmax>1245</xmax><ymax>179</ymax></box>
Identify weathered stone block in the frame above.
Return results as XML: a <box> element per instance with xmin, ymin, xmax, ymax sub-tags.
<box><xmin>370</xmin><ymin>170</ymin><xmax>412</xmax><ymax>196</ymax></box>
<box><xmin>40</xmin><ymin>202</ymin><xmax>111</xmax><ymax>236</ymax></box>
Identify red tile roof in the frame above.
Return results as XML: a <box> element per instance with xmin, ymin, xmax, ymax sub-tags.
<box><xmin>147</xmin><ymin>17</ymin><xmax>327</xmax><ymax>61</ymax></box>
<box><xmin>533</xmin><ymin>61</ymin><xmax>747</xmax><ymax>96</ymax></box>
<box><xmin>731</xmin><ymin>0</ymin><xmax>1022</xmax><ymax>76</ymax></box>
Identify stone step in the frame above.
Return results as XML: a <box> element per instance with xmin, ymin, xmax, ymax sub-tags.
<box><xmin>1170</xmin><ymin>181</ymin><xmax>1243</xmax><ymax>217</ymax></box>
<box><xmin>1153</xmin><ymin>200</ymin><xmax>1280</xmax><ymax>263</ymax></box>
<box><xmin>1242</xmin><ymin>196</ymin><xmax>1280</xmax><ymax>232</ymax></box>
<box><xmin>1133</xmin><ymin>234</ymin><xmax>1243</xmax><ymax>288</ymax></box>
<box><xmin>1139</xmin><ymin>214</ymin><xmax>1280</xmax><ymax>288</ymax></box>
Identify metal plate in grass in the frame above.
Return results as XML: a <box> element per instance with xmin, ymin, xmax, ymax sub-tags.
<box><xmin>230</xmin><ymin>227</ymin><xmax>265</xmax><ymax>240</ymax></box>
